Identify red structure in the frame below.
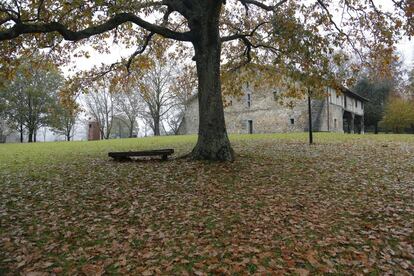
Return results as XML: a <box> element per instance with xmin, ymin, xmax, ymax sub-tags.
<box><xmin>88</xmin><ymin>120</ymin><xmax>101</xmax><ymax>141</ymax></box>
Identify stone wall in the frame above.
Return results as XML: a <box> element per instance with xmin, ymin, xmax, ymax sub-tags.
<box><xmin>179</xmin><ymin>87</ymin><xmax>334</xmax><ymax>135</ymax></box>
<box><xmin>178</xmin><ymin>84</ymin><xmax>368</xmax><ymax>135</ymax></box>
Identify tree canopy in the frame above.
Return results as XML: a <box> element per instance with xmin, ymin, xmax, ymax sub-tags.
<box><xmin>354</xmin><ymin>78</ymin><xmax>393</xmax><ymax>133</ymax></box>
<box><xmin>381</xmin><ymin>96</ymin><xmax>414</xmax><ymax>133</ymax></box>
<box><xmin>0</xmin><ymin>57</ymin><xmax>64</xmax><ymax>142</ymax></box>
<box><xmin>1</xmin><ymin>0</ymin><xmax>413</xmax><ymax>159</ymax></box>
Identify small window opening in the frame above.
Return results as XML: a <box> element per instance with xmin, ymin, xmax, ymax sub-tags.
<box><xmin>273</xmin><ymin>91</ymin><xmax>278</xmax><ymax>101</ymax></box>
<box><xmin>89</xmin><ymin>124</ymin><xmax>92</xmax><ymax>128</ymax></box>
<box><xmin>247</xmin><ymin>93</ymin><xmax>251</xmax><ymax>108</ymax></box>
<box><xmin>334</xmin><ymin>118</ymin><xmax>337</xmax><ymax>128</ymax></box>
<box><xmin>290</xmin><ymin>118</ymin><xmax>295</xmax><ymax>125</ymax></box>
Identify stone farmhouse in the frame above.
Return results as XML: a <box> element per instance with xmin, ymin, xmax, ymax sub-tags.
<box><xmin>178</xmin><ymin>84</ymin><xmax>368</xmax><ymax>135</ymax></box>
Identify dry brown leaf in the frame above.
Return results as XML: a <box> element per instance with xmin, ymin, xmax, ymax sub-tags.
<box><xmin>81</xmin><ymin>264</ymin><xmax>104</xmax><ymax>276</ymax></box>
<box><xmin>295</xmin><ymin>268</ymin><xmax>310</xmax><ymax>276</ymax></box>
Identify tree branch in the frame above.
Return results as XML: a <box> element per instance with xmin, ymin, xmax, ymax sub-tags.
<box><xmin>316</xmin><ymin>0</ymin><xmax>364</xmax><ymax>61</ymax></box>
<box><xmin>237</xmin><ymin>0</ymin><xmax>288</xmax><ymax>12</ymax></box>
<box><xmin>0</xmin><ymin>12</ymin><xmax>193</xmax><ymax>42</ymax></box>
<box><xmin>126</xmin><ymin>32</ymin><xmax>155</xmax><ymax>72</ymax></box>
<box><xmin>221</xmin><ymin>21</ymin><xmax>269</xmax><ymax>43</ymax></box>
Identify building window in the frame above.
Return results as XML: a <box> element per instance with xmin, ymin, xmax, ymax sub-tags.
<box><xmin>290</xmin><ymin>118</ymin><xmax>295</xmax><ymax>125</ymax></box>
<box><xmin>355</xmin><ymin>101</ymin><xmax>358</xmax><ymax>108</ymax></box>
<box><xmin>334</xmin><ymin>118</ymin><xmax>337</xmax><ymax>128</ymax></box>
<box><xmin>273</xmin><ymin>88</ymin><xmax>281</xmax><ymax>101</ymax></box>
<box><xmin>89</xmin><ymin>124</ymin><xmax>92</xmax><ymax>128</ymax></box>
<box><xmin>247</xmin><ymin>93</ymin><xmax>251</xmax><ymax>108</ymax></box>
<box><xmin>229</xmin><ymin>100</ymin><xmax>233</xmax><ymax>106</ymax></box>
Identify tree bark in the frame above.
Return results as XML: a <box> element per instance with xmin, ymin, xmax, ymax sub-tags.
<box><xmin>190</xmin><ymin>4</ymin><xmax>234</xmax><ymax>161</ymax></box>
<box><xmin>19</xmin><ymin>123</ymin><xmax>24</xmax><ymax>143</ymax></box>
<box><xmin>153</xmin><ymin>116</ymin><xmax>160</xmax><ymax>136</ymax></box>
<box><xmin>374</xmin><ymin>122</ymin><xmax>378</xmax><ymax>134</ymax></box>
<box><xmin>129</xmin><ymin>120</ymin><xmax>134</xmax><ymax>138</ymax></box>
<box><xmin>28</xmin><ymin>130</ymin><xmax>33</xmax><ymax>143</ymax></box>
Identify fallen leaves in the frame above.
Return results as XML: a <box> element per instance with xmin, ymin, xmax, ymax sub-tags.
<box><xmin>81</xmin><ymin>264</ymin><xmax>104</xmax><ymax>276</ymax></box>
<box><xmin>0</xmin><ymin>134</ymin><xmax>413</xmax><ymax>274</ymax></box>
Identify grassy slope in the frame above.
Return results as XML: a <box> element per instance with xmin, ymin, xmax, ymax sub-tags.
<box><xmin>0</xmin><ymin>133</ymin><xmax>413</xmax><ymax>275</ymax></box>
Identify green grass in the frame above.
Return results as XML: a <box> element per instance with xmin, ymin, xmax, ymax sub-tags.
<box><xmin>0</xmin><ymin>132</ymin><xmax>414</xmax><ymax>275</ymax></box>
<box><xmin>1</xmin><ymin>132</ymin><xmax>413</xmax><ymax>170</ymax></box>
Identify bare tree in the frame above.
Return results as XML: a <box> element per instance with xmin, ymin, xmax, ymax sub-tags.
<box><xmin>138</xmin><ymin>59</ymin><xmax>177</xmax><ymax>136</ymax></box>
<box><xmin>49</xmin><ymin>106</ymin><xmax>79</xmax><ymax>141</ymax></box>
<box><xmin>167</xmin><ymin>65</ymin><xmax>197</xmax><ymax>134</ymax></box>
<box><xmin>165</xmin><ymin>110</ymin><xmax>183</xmax><ymax>135</ymax></box>
<box><xmin>114</xmin><ymin>88</ymin><xmax>144</xmax><ymax>138</ymax></box>
<box><xmin>84</xmin><ymin>81</ymin><xmax>115</xmax><ymax>140</ymax></box>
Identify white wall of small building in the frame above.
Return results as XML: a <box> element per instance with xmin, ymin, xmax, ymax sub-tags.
<box><xmin>328</xmin><ymin>88</ymin><xmax>364</xmax><ymax>116</ymax></box>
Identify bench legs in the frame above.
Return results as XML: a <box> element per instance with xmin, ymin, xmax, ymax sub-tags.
<box><xmin>115</xmin><ymin>157</ymin><xmax>132</xmax><ymax>162</ymax></box>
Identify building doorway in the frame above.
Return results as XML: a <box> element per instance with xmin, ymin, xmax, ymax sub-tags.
<box><xmin>248</xmin><ymin>120</ymin><xmax>253</xmax><ymax>134</ymax></box>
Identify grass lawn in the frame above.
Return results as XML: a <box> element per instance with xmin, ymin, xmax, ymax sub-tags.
<box><xmin>0</xmin><ymin>133</ymin><xmax>413</xmax><ymax>275</ymax></box>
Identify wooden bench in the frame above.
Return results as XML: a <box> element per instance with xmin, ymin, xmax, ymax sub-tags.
<box><xmin>108</xmin><ymin>149</ymin><xmax>174</xmax><ymax>161</ymax></box>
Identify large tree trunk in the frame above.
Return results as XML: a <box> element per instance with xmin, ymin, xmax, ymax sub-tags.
<box><xmin>190</xmin><ymin>3</ymin><xmax>234</xmax><ymax>161</ymax></box>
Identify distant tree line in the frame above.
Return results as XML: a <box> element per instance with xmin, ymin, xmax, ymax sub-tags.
<box><xmin>82</xmin><ymin>46</ymin><xmax>194</xmax><ymax>140</ymax></box>
<box><xmin>0</xmin><ymin>56</ymin><xmax>79</xmax><ymax>143</ymax></box>
<box><xmin>353</xmin><ymin>58</ymin><xmax>414</xmax><ymax>134</ymax></box>
<box><xmin>1</xmin><ymin>49</ymin><xmax>412</xmax><ymax>143</ymax></box>
<box><xmin>0</xmin><ymin>51</ymin><xmax>195</xmax><ymax>143</ymax></box>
